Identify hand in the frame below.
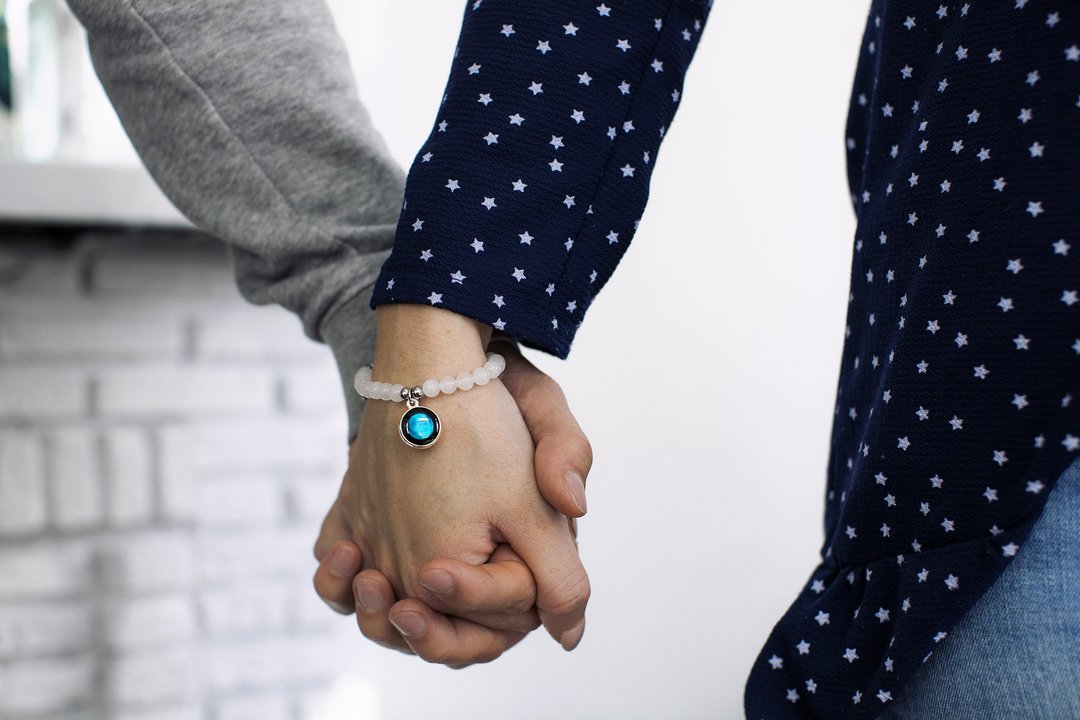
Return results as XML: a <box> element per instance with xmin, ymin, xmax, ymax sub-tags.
<box><xmin>313</xmin><ymin>306</ymin><xmax>593</xmax><ymax>665</ymax></box>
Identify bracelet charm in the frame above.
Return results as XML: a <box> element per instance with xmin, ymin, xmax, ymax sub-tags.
<box><xmin>399</xmin><ymin>387</ymin><xmax>441</xmax><ymax>448</ymax></box>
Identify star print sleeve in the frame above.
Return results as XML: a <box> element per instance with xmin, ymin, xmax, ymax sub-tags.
<box><xmin>370</xmin><ymin>0</ymin><xmax>711</xmax><ymax>358</ymax></box>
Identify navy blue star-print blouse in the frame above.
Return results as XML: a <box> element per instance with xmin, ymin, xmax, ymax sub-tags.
<box><xmin>371</xmin><ymin>2</ymin><xmax>1080</xmax><ymax>718</ymax></box>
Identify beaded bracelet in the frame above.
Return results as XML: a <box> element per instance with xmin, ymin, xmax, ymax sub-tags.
<box><xmin>353</xmin><ymin>353</ymin><xmax>506</xmax><ymax>449</ymax></box>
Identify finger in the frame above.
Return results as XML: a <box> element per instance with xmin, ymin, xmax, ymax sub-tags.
<box><xmin>353</xmin><ymin>570</ymin><xmax>413</xmax><ymax>655</ymax></box>
<box><xmin>313</xmin><ymin>540</ymin><xmax>363</xmax><ymax>614</ymax></box>
<box><xmin>312</xmin><ymin>500</ymin><xmax>362</xmax><ymax>614</ymax></box>
<box><xmin>500</xmin><ymin>352</ymin><xmax>593</xmax><ymax>518</ymax></box>
<box><xmin>313</xmin><ymin>497</ymin><xmax>351</xmax><ymax>561</ymax></box>
<box><xmin>389</xmin><ymin>598</ymin><xmax>528</xmax><ymax>667</ymax></box>
<box><xmin>415</xmin><ymin>545</ymin><xmax>540</xmax><ymax>633</ymax></box>
<box><xmin>501</xmin><ymin>516</ymin><xmax>591</xmax><ymax>651</ymax></box>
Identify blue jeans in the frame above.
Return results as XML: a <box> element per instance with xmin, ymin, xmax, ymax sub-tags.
<box><xmin>877</xmin><ymin>458</ymin><xmax>1080</xmax><ymax>719</ymax></box>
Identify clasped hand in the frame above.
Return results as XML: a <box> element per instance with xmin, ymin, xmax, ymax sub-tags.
<box><xmin>312</xmin><ymin>306</ymin><xmax>592</xmax><ymax>667</ymax></box>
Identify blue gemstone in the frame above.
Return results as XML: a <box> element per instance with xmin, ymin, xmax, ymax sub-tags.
<box><xmin>406</xmin><ymin>412</ymin><xmax>436</xmax><ymax>441</ymax></box>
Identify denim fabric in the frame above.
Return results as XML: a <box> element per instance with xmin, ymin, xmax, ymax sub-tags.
<box><xmin>877</xmin><ymin>458</ymin><xmax>1080</xmax><ymax>720</ymax></box>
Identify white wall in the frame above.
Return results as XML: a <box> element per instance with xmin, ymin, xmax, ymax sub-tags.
<box><xmin>325</xmin><ymin>2</ymin><xmax>868</xmax><ymax>718</ymax></box>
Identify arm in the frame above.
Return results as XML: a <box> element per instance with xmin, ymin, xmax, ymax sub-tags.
<box><xmin>338</xmin><ymin>0</ymin><xmax>712</xmax><ymax>650</ymax></box>
<box><xmin>65</xmin><ymin>0</ymin><xmax>404</xmax><ymax>440</ymax></box>
<box><xmin>371</xmin><ymin>0</ymin><xmax>712</xmax><ymax>357</ymax></box>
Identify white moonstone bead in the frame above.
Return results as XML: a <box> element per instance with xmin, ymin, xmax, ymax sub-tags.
<box><xmin>422</xmin><ymin>379</ymin><xmax>440</xmax><ymax>398</ymax></box>
<box><xmin>472</xmin><ymin>367</ymin><xmax>491</xmax><ymax>385</ymax></box>
<box><xmin>485</xmin><ymin>354</ymin><xmax>506</xmax><ymax>377</ymax></box>
<box><xmin>380</xmin><ymin>383</ymin><xmax>394</xmax><ymax>402</ymax></box>
<box><xmin>359</xmin><ymin>381</ymin><xmax>374</xmax><ymax>398</ymax></box>
<box><xmin>456</xmin><ymin>372</ymin><xmax>475</xmax><ymax>391</ymax></box>
<box><xmin>390</xmin><ymin>384</ymin><xmax>405</xmax><ymax>402</ymax></box>
<box><xmin>439</xmin><ymin>375</ymin><xmax>458</xmax><ymax>394</ymax></box>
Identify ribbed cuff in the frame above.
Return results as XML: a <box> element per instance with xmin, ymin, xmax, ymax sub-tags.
<box><xmin>320</xmin><ymin>286</ymin><xmax>379</xmax><ymax>444</ymax></box>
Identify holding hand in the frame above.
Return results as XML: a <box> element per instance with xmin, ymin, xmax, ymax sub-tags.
<box><xmin>313</xmin><ymin>306</ymin><xmax>593</xmax><ymax>666</ymax></box>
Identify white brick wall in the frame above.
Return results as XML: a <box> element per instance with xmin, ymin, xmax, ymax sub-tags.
<box><xmin>195</xmin><ymin>475</ymin><xmax>283</xmax><ymax>528</ymax></box>
<box><xmin>278</xmin><ymin>360</ymin><xmax>345</xmax><ymax>415</ymax></box>
<box><xmin>0</xmin><ymin>601</ymin><xmax>93</xmax><ymax>658</ymax></box>
<box><xmin>0</xmin><ymin>540</ymin><xmax>94</xmax><ymax>599</ymax></box>
<box><xmin>0</xmin><ymin>655</ymin><xmax>96</xmax><ymax>716</ymax></box>
<box><xmin>0</xmin><ymin>236</ymin><xmax>361</xmax><ymax>720</ymax></box>
<box><xmin>105</xmin><ymin>646</ymin><xmax>200</xmax><ymax>706</ymax></box>
<box><xmin>96</xmin><ymin>365</ymin><xmax>278</xmax><ymax>418</ymax></box>
<box><xmin>106</xmin><ymin>596</ymin><xmax>199</xmax><ymax>649</ymax></box>
<box><xmin>0</xmin><ymin>368</ymin><xmax>87</xmax><ymax>419</ymax></box>
<box><xmin>198</xmin><ymin>584</ymin><xmax>291</xmax><ymax>638</ymax></box>
<box><xmin>0</xmin><ymin>302</ymin><xmax>185</xmax><ymax>360</ymax></box>
<box><xmin>100</xmin><ymin>531</ymin><xmax>197</xmax><ymax>594</ymax></box>
<box><xmin>49</xmin><ymin>428</ymin><xmax>105</xmax><ymax>530</ymax></box>
<box><xmin>195</xmin><ymin>310</ymin><xmax>325</xmax><ymax>361</ymax></box>
<box><xmin>0</xmin><ymin>430</ymin><xmax>47</xmax><ymax>534</ymax></box>
<box><xmin>102</xmin><ymin>427</ymin><xmax>156</xmax><ymax>526</ymax></box>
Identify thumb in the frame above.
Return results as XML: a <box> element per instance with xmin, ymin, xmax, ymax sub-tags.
<box><xmin>498</xmin><ymin>346</ymin><xmax>593</xmax><ymax>518</ymax></box>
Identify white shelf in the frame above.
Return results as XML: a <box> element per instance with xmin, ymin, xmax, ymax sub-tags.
<box><xmin>0</xmin><ymin>161</ymin><xmax>191</xmax><ymax>228</ymax></box>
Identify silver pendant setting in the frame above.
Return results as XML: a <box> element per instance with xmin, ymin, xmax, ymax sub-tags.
<box><xmin>398</xmin><ymin>387</ymin><xmax>440</xmax><ymax>449</ymax></box>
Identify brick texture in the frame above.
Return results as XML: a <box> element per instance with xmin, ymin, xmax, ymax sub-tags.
<box><xmin>106</xmin><ymin>596</ymin><xmax>198</xmax><ymax>649</ymax></box>
<box><xmin>0</xmin><ymin>302</ymin><xmax>185</xmax><ymax>360</ymax></box>
<box><xmin>102</xmin><ymin>427</ymin><xmax>156</xmax><ymax>526</ymax></box>
<box><xmin>0</xmin><ymin>233</ymin><xmax>358</xmax><ymax>720</ymax></box>
<box><xmin>0</xmin><ymin>655</ymin><xmax>95</xmax><ymax>716</ymax></box>
<box><xmin>0</xmin><ymin>368</ymin><xmax>87</xmax><ymax>419</ymax></box>
<box><xmin>49</xmin><ymin>428</ymin><xmax>105</xmax><ymax>530</ymax></box>
<box><xmin>0</xmin><ymin>600</ymin><xmax>94</xmax><ymax>658</ymax></box>
<box><xmin>0</xmin><ymin>540</ymin><xmax>94</xmax><ymax>600</ymax></box>
<box><xmin>96</xmin><ymin>365</ymin><xmax>277</xmax><ymax>417</ymax></box>
<box><xmin>0</xmin><ymin>430</ymin><xmax>47</xmax><ymax>534</ymax></box>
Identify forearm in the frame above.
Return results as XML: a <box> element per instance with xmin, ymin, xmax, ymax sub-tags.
<box><xmin>65</xmin><ymin>0</ymin><xmax>406</xmax><ymax>439</ymax></box>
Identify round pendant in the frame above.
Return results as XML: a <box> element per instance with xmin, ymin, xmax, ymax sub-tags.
<box><xmin>400</xmin><ymin>405</ymin><xmax>441</xmax><ymax>448</ymax></box>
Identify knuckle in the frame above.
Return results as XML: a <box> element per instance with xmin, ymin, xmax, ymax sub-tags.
<box><xmin>505</xmin><ymin>610</ymin><xmax>542</xmax><ymax>634</ymax></box>
<box><xmin>416</xmin><ymin>641</ymin><xmax>456</xmax><ymax>666</ymax></box>
<box><xmin>567</xmin><ymin>435</ymin><xmax>593</xmax><ymax>472</ymax></box>
<box><xmin>358</xmin><ymin>620</ymin><xmax>395</xmax><ymax>648</ymax></box>
<box><xmin>521</xmin><ymin>373</ymin><xmax>564</xmax><ymax>412</ymax></box>
<box><xmin>508</xmin><ymin>592</ymin><xmax>535</xmax><ymax>616</ymax></box>
<box><xmin>538</xmin><ymin>571</ymin><xmax>591</xmax><ymax>618</ymax></box>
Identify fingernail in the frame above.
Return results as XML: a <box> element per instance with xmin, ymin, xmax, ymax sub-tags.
<box><xmin>564</xmin><ymin>470</ymin><xmax>588</xmax><ymax>515</ymax></box>
<box><xmin>354</xmin><ymin>579</ymin><xmax>382</xmax><ymax>613</ymax></box>
<box><xmin>389</xmin><ymin>611</ymin><xmax>426</xmax><ymax>639</ymax></box>
<box><xmin>419</xmin><ymin>568</ymin><xmax>454</xmax><ymax>595</ymax></box>
<box><xmin>328</xmin><ymin>545</ymin><xmax>356</xmax><ymax>578</ymax></box>
<box><xmin>560</xmin><ymin>617</ymin><xmax>586</xmax><ymax>651</ymax></box>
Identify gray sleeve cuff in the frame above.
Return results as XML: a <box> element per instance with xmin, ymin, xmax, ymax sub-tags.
<box><xmin>320</xmin><ymin>284</ymin><xmax>380</xmax><ymax>444</ymax></box>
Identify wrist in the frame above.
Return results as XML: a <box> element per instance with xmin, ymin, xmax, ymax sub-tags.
<box><xmin>372</xmin><ymin>304</ymin><xmax>493</xmax><ymax>381</ymax></box>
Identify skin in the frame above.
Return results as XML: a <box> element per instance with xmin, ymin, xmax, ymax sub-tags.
<box><xmin>312</xmin><ymin>305</ymin><xmax>594</xmax><ymax>666</ymax></box>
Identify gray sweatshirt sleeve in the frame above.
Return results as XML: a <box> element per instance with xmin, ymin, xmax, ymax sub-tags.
<box><xmin>64</xmin><ymin>0</ymin><xmax>405</xmax><ymax>441</ymax></box>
